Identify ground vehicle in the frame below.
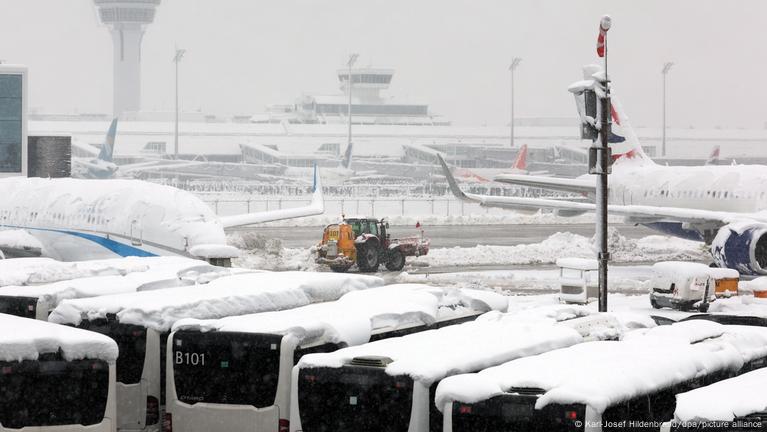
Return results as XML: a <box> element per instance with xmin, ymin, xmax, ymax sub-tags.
<box><xmin>438</xmin><ymin>321</ymin><xmax>767</xmax><ymax>432</ymax></box>
<box><xmin>0</xmin><ymin>313</ymin><xmax>118</xmax><ymax>432</ymax></box>
<box><xmin>650</xmin><ymin>262</ymin><xmax>716</xmax><ymax>312</ymax></box>
<box><xmin>165</xmin><ymin>284</ymin><xmax>507</xmax><ymax>432</ymax></box>
<box><xmin>661</xmin><ymin>367</ymin><xmax>767</xmax><ymax>431</ymax></box>
<box><xmin>293</xmin><ymin>310</ymin><xmax>631</xmax><ymax>432</ymax></box>
<box><xmin>557</xmin><ymin>258</ymin><xmax>599</xmax><ymax>304</ymax></box>
<box><xmin>47</xmin><ymin>272</ymin><xmax>382</xmax><ymax>432</ymax></box>
<box><xmin>316</xmin><ymin>217</ymin><xmax>430</xmax><ymax>272</ymax></box>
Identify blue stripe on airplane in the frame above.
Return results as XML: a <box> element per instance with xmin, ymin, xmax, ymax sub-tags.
<box><xmin>1</xmin><ymin>225</ymin><xmax>158</xmax><ymax>258</ymax></box>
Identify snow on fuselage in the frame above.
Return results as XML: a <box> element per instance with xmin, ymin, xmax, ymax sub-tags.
<box><xmin>599</xmin><ymin>162</ymin><xmax>767</xmax><ymax>213</ymax></box>
<box><xmin>0</xmin><ymin>177</ymin><xmax>232</xmax><ymax>261</ymax></box>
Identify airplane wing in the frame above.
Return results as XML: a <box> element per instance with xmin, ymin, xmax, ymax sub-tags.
<box><xmin>438</xmin><ymin>154</ymin><xmax>763</xmax><ymax>226</ymax></box>
<box><xmin>218</xmin><ymin>165</ymin><xmax>325</xmax><ymax>228</ymax></box>
<box><xmin>493</xmin><ymin>173</ymin><xmax>595</xmax><ymax>195</ymax></box>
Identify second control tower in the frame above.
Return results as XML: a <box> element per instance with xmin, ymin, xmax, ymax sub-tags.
<box><xmin>93</xmin><ymin>0</ymin><xmax>160</xmax><ymax>116</ymax></box>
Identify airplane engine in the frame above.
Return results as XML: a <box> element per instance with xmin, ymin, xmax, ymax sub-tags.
<box><xmin>711</xmin><ymin>223</ymin><xmax>767</xmax><ymax>275</ymax></box>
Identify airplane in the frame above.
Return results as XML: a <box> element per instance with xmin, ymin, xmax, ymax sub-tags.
<box><xmin>0</xmin><ymin>166</ymin><xmax>325</xmax><ymax>266</ymax></box>
<box><xmin>287</xmin><ymin>142</ymin><xmax>378</xmax><ymax>184</ymax></box>
<box><xmin>71</xmin><ymin>118</ymin><xmax>119</xmax><ymax>179</ymax></box>
<box><xmin>706</xmin><ymin>145</ymin><xmax>721</xmax><ymax>166</ymax></box>
<box><xmin>439</xmin><ymin>64</ymin><xmax>767</xmax><ymax>276</ymax></box>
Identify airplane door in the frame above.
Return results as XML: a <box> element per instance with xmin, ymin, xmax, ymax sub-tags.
<box><xmin>130</xmin><ymin>220</ymin><xmax>143</xmax><ymax>246</ymax></box>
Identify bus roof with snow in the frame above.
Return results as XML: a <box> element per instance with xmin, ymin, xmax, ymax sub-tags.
<box><xmin>436</xmin><ymin>320</ymin><xmax>767</xmax><ymax>432</ymax></box>
<box><xmin>0</xmin><ymin>313</ymin><xmax>118</xmax><ymax>431</ymax></box>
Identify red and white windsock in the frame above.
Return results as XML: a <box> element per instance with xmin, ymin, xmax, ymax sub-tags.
<box><xmin>596</xmin><ymin>15</ymin><xmax>612</xmax><ymax>58</ymax></box>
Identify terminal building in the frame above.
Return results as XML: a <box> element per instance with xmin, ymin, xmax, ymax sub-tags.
<box><xmin>255</xmin><ymin>67</ymin><xmax>448</xmax><ymax>126</ymax></box>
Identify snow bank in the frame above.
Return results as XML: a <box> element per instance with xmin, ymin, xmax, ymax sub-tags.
<box><xmin>49</xmin><ymin>271</ymin><xmax>383</xmax><ymax>331</ymax></box>
<box><xmin>297</xmin><ymin>307</ymin><xmax>643</xmax><ymax>386</ymax></box>
<box><xmin>173</xmin><ymin>284</ymin><xmax>508</xmax><ymax>347</ymax></box>
<box><xmin>0</xmin><ymin>313</ymin><xmax>118</xmax><ymax>363</ymax></box>
<box><xmin>411</xmin><ymin>230</ymin><xmax>707</xmax><ymax>267</ymax></box>
<box><xmin>435</xmin><ymin>322</ymin><xmax>767</xmax><ymax>414</ymax></box>
<box><xmin>0</xmin><ymin>260</ymin><xmax>242</xmax><ymax>312</ymax></box>
<box><xmin>674</xmin><ymin>368</ymin><xmax>767</xmax><ymax>422</ymax></box>
<box><xmin>0</xmin><ymin>256</ymin><xmax>207</xmax><ymax>287</ymax></box>
<box><xmin>738</xmin><ymin>277</ymin><xmax>767</xmax><ymax>294</ymax></box>
<box><xmin>0</xmin><ymin>229</ymin><xmax>43</xmax><ymax>250</ymax></box>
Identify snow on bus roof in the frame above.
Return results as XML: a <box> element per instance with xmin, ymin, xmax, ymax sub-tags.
<box><xmin>674</xmin><ymin>367</ymin><xmax>767</xmax><ymax>422</ymax></box>
<box><xmin>0</xmin><ymin>256</ymin><xmax>207</xmax><ymax>287</ymax></box>
<box><xmin>0</xmin><ymin>313</ymin><xmax>118</xmax><ymax>363</ymax></box>
<box><xmin>48</xmin><ymin>272</ymin><xmax>383</xmax><ymax>332</ymax></box>
<box><xmin>172</xmin><ymin>285</ymin><xmax>508</xmax><ymax>347</ymax></box>
<box><xmin>296</xmin><ymin>308</ymin><xmax>639</xmax><ymax>386</ymax></box>
<box><xmin>0</xmin><ymin>260</ymin><xmax>245</xmax><ymax>311</ymax></box>
<box><xmin>435</xmin><ymin>321</ymin><xmax>767</xmax><ymax>415</ymax></box>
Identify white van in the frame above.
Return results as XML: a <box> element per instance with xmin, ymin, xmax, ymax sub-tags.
<box><xmin>650</xmin><ymin>262</ymin><xmax>715</xmax><ymax>312</ymax></box>
<box><xmin>0</xmin><ymin>313</ymin><xmax>118</xmax><ymax>432</ymax></box>
<box><xmin>165</xmin><ymin>284</ymin><xmax>508</xmax><ymax>432</ymax></box>
<box><xmin>556</xmin><ymin>258</ymin><xmax>599</xmax><ymax>304</ymax></box>
<box><xmin>48</xmin><ymin>271</ymin><xmax>382</xmax><ymax>432</ymax></box>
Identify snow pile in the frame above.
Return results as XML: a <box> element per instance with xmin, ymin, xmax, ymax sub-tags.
<box><xmin>0</xmin><ymin>313</ymin><xmax>118</xmax><ymax>363</ymax></box>
<box><xmin>49</xmin><ymin>271</ymin><xmax>384</xmax><ymax>332</ymax></box>
<box><xmin>297</xmin><ymin>308</ymin><xmax>642</xmax><ymax>386</ymax></box>
<box><xmin>0</xmin><ymin>256</ymin><xmax>207</xmax><ymax>287</ymax></box>
<box><xmin>434</xmin><ymin>322</ymin><xmax>767</xmax><ymax>414</ymax></box>
<box><xmin>709</xmin><ymin>296</ymin><xmax>767</xmax><ymax>316</ymax></box>
<box><xmin>230</xmin><ymin>232</ymin><xmax>315</xmax><ymax>271</ymax></box>
<box><xmin>0</xmin><ymin>260</ymin><xmax>241</xmax><ymax>312</ymax></box>
<box><xmin>411</xmin><ymin>230</ymin><xmax>707</xmax><ymax>267</ymax></box>
<box><xmin>0</xmin><ymin>229</ymin><xmax>43</xmax><ymax>250</ymax></box>
<box><xmin>674</xmin><ymin>368</ymin><xmax>767</xmax><ymax>422</ymax></box>
<box><xmin>738</xmin><ymin>277</ymin><xmax>767</xmax><ymax>294</ymax></box>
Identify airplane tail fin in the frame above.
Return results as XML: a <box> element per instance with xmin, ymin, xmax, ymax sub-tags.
<box><xmin>341</xmin><ymin>142</ymin><xmax>353</xmax><ymax>170</ymax></box>
<box><xmin>569</xmin><ymin>65</ymin><xmax>654</xmax><ymax>167</ymax></box>
<box><xmin>706</xmin><ymin>145</ymin><xmax>720</xmax><ymax>165</ymax></box>
<box><xmin>511</xmin><ymin>144</ymin><xmax>528</xmax><ymax>170</ymax></box>
<box><xmin>98</xmin><ymin>118</ymin><xmax>118</xmax><ymax>162</ymax></box>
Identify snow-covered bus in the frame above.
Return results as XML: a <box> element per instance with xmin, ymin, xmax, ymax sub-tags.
<box><xmin>48</xmin><ymin>271</ymin><xmax>382</xmax><ymax>432</ymax></box>
<box><xmin>0</xmin><ymin>313</ymin><xmax>118</xmax><ymax>431</ymax></box>
<box><xmin>661</xmin><ymin>367</ymin><xmax>767</xmax><ymax>431</ymax></box>
<box><xmin>437</xmin><ymin>320</ymin><xmax>767</xmax><ymax>432</ymax></box>
<box><xmin>165</xmin><ymin>284</ymin><xmax>508</xmax><ymax>432</ymax></box>
<box><xmin>292</xmin><ymin>307</ymin><xmax>644</xmax><ymax>432</ymax></box>
<box><xmin>0</xmin><ymin>257</ymin><xmax>235</xmax><ymax>320</ymax></box>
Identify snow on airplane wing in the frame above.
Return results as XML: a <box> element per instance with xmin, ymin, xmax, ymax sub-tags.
<box><xmin>437</xmin><ymin>154</ymin><xmax>765</xmax><ymax>226</ymax></box>
<box><xmin>218</xmin><ymin>165</ymin><xmax>325</xmax><ymax>228</ymax></box>
<box><xmin>493</xmin><ymin>173</ymin><xmax>595</xmax><ymax>195</ymax></box>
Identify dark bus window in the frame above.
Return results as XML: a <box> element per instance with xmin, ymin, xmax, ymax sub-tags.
<box><xmin>173</xmin><ymin>330</ymin><xmax>283</xmax><ymax>408</ymax></box>
<box><xmin>298</xmin><ymin>366</ymin><xmax>414</xmax><ymax>432</ymax></box>
<box><xmin>451</xmin><ymin>394</ymin><xmax>585</xmax><ymax>432</ymax></box>
<box><xmin>0</xmin><ymin>295</ymin><xmax>37</xmax><ymax>319</ymax></box>
<box><xmin>603</xmin><ymin>395</ymin><xmax>651</xmax><ymax>432</ymax></box>
<box><xmin>79</xmin><ymin>319</ymin><xmax>147</xmax><ymax>384</ymax></box>
<box><xmin>0</xmin><ymin>356</ymin><xmax>109</xmax><ymax>428</ymax></box>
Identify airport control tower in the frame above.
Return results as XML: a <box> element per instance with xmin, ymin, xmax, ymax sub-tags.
<box><xmin>93</xmin><ymin>0</ymin><xmax>161</xmax><ymax>117</ymax></box>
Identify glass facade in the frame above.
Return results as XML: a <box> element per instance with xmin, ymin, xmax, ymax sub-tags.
<box><xmin>0</xmin><ymin>74</ymin><xmax>22</xmax><ymax>173</ymax></box>
<box><xmin>338</xmin><ymin>74</ymin><xmax>393</xmax><ymax>85</ymax></box>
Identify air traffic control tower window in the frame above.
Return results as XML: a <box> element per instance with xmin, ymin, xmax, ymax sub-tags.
<box><xmin>0</xmin><ymin>74</ymin><xmax>23</xmax><ymax>173</ymax></box>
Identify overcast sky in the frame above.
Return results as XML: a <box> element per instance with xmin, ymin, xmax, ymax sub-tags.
<box><xmin>1</xmin><ymin>0</ymin><xmax>765</xmax><ymax>128</ymax></box>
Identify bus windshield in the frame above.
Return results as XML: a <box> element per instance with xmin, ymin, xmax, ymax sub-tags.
<box><xmin>172</xmin><ymin>330</ymin><xmax>283</xmax><ymax>407</ymax></box>
<box><xmin>451</xmin><ymin>394</ymin><xmax>585</xmax><ymax>432</ymax></box>
<box><xmin>0</xmin><ymin>356</ymin><xmax>110</xmax><ymax>428</ymax></box>
<box><xmin>0</xmin><ymin>295</ymin><xmax>37</xmax><ymax>319</ymax></box>
<box><xmin>298</xmin><ymin>366</ymin><xmax>414</xmax><ymax>432</ymax></box>
<box><xmin>79</xmin><ymin>319</ymin><xmax>147</xmax><ymax>384</ymax></box>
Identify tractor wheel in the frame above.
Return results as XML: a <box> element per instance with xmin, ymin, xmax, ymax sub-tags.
<box><xmin>385</xmin><ymin>249</ymin><xmax>406</xmax><ymax>271</ymax></box>
<box><xmin>329</xmin><ymin>264</ymin><xmax>352</xmax><ymax>273</ymax></box>
<box><xmin>356</xmin><ymin>242</ymin><xmax>380</xmax><ymax>272</ymax></box>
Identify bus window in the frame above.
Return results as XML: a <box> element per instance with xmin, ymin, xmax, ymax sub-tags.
<box><xmin>0</xmin><ymin>295</ymin><xmax>37</xmax><ymax>319</ymax></box>
<box><xmin>298</xmin><ymin>366</ymin><xmax>414</xmax><ymax>432</ymax></box>
<box><xmin>172</xmin><ymin>331</ymin><xmax>283</xmax><ymax>408</ymax></box>
<box><xmin>0</xmin><ymin>355</ymin><xmax>110</xmax><ymax>428</ymax></box>
<box><xmin>80</xmin><ymin>319</ymin><xmax>147</xmax><ymax>385</ymax></box>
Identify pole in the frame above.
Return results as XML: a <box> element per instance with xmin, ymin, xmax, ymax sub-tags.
<box><xmin>509</xmin><ymin>57</ymin><xmax>521</xmax><ymax>147</ymax></box>
<box><xmin>661</xmin><ymin>62</ymin><xmax>673</xmax><ymax>158</ymax></box>
<box><xmin>346</xmin><ymin>53</ymin><xmax>358</xmax><ymax>151</ymax></box>
<box><xmin>597</xmin><ymin>16</ymin><xmax>612</xmax><ymax>313</ymax></box>
<box><xmin>173</xmin><ymin>48</ymin><xmax>186</xmax><ymax>159</ymax></box>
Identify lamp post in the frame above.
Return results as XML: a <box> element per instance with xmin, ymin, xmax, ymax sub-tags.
<box><xmin>661</xmin><ymin>62</ymin><xmax>674</xmax><ymax>158</ymax></box>
<box><xmin>173</xmin><ymin>48</ymin><xmax>186</xmax><ymax>159</ymax></box>
<box><xmin>509</xmin><ymin>57</ymin><xmax>522</xmax><ymax>147</ymax></box>
<box><xmin>346</xmin><ymin>53</ymin><xmax>359</xmax><ymax>151</ymax></box>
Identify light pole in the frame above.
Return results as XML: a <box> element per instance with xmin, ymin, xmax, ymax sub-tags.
<box><xmin>173</xmin><ymin>48</ymin><xmax>186</xmax><ymax>159</ymax></box>
<box><xmin>509</xmin><ymin>57</ymin><xmax>522</xmax><ymax>147</ymax></box>
<box><xmin>661</xmin><ymin>62</ymin><xmax>674</xmax><ymax>158</ymax></box>
<box><xmin>346</xmin><ymin>53</ymin><xmax>359</xmax><ymax>151</ymax></box>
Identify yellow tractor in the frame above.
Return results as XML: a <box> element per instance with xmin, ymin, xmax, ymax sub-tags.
<box><xmin>315</xmin><ymin>217</ymin><xmax>430</xmax><ymax>273</ymax></box>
